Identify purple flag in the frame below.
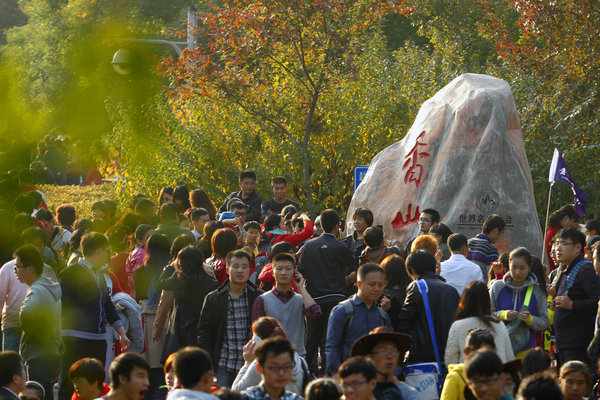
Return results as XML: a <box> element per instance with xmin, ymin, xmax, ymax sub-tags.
<box><xmin>548</xmin><ymin>148</ymin><xmax>588</xmax><ymax>217</ymax></box>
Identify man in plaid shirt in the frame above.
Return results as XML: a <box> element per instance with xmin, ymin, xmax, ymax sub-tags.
<box><xmin>197</xmin><ymin>250</ymin><xmax>263</xmax><ymax>387</ymax></box>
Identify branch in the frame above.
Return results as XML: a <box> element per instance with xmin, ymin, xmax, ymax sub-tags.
<box><xmin>264</xmin><ymin>53</ymin><xmax>314</xmax><ymax>95</ymax></box>
<box><xmin>269</xmin><ymin>0</ymin><xmax>316</xmax><ymax>91</ymax></box>
<box><xmin>292</xmin><ymin>32</ymin><xmax>316</xmax><ymax>91</ymax></box>
<box><xmin>303</xmin><ymin>72</ymin><xmax>324</xmax><ymax>148</ymax></box>
<box><xmin>227</xmin><ymin>94</ymin><xmax>301</xmax><ymax>148</ymax></box>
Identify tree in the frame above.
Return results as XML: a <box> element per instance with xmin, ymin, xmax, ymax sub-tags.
<box><xmin>164</xmin><ymin>0</ymin><xmax>411</xmax><ymax>216</ymax></box>
<box><xmin>0</xmin><ymin>0</ymin><xmax>193</xmax><ymax>143</ymax></box>
<box><xmin>481</xmin><ymin>0</ymin><xmax>600</xmax><ymax>217</ymax></box>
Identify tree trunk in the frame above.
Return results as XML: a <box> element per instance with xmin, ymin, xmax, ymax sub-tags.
<box><xmin>299</xmin><ymin>143</ymin><xmax>316</xmax><ymax>218</ymax></box>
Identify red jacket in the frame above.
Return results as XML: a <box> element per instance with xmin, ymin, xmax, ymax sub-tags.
<box><xmin>258</xmin><ymin>263</ymin><xmax>298</xmax><ymax>292</ymax></box>
<box><xmin>266</xmin><ymin>220</ymin><xmax>314</xmax><ymax>248</ymax></box>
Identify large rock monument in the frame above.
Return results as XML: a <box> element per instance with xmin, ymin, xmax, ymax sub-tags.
<box><xmin>347</xmin><ymin>73</ymin><xmax>543</xmax><ymax>255</ymax></box>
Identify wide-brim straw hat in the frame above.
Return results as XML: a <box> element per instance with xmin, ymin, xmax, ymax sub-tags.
<box><xmin>351</xmin><ymin>326</ymin><xmax>412</xmax><ymax>358</ymax></box>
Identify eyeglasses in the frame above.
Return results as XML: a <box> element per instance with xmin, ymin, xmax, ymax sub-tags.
<box><xmin>372</xmin><ymin>350</ymin><xmax>401</xmax><ymax>357</ymax></box>
<box><xmin>557</xmin><ymin>241</ymin><xmax>576</xmax><ymax>247</ymax></box>
<box><xmin>342</xmin><ymin>379</ymin><xmax>368</xmax><ymax>390</ymax></box>
<box><xmin>264</xmin><ymin>363</ymin><xmax>294</xmax><ymax>373</ymax></box>
<box><xmin>468</xmin><ymin>375</ymin><xmax>499</xmax><ymax>388</ymax></box>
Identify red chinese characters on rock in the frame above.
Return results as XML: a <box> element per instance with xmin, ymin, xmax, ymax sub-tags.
<box><xmin>402</xmin><ymin>130</ymin><xmax>430</xmax><ymax>188</ymax></box>
<box><xmin>391</xmin><ymin>204</ymin><xmax>421</xmax><ymax>230</ymax></box>
<box><xmin>392</xmin><ymin>131</ymin><xmax>429</xmax><ymax>231</ymax></box>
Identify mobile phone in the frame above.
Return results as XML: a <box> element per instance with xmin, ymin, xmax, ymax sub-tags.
<box><xmin>251</xmin><ymin>335</ymin><xmax>262</xmax><ymax>346</ymax></box>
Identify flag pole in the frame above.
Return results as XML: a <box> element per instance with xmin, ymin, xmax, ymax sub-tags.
<box><xmin>541</xmin><ymin>182</ymin><xmax>554</xmax><ymax>263</ymax></box>
<box><xmin>542</xmin><ymin>148</ymin><xmax>560</xmax><ymax>264</ymax></box>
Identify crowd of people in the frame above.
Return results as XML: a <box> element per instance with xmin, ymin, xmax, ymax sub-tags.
<box><xmin>24</xmin><ymin>135</ymin><xmax>107</xmax><ymax>187</ymax></box>
<box><xmin>1</xmin><ymin>169</ymin><xmax>600</xmax><ymax>400</ymax></box>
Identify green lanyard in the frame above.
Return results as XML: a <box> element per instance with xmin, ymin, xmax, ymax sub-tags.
<box><xmin>521</xmin><ymin>285</ymin><xmax>534</xmax><ymax>310</ymax></box>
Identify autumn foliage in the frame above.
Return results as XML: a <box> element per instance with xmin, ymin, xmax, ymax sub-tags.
<box><xmin>162</xmin><ymin>0</ymin><xmax>411</xmax><ymax>214</ymax></box>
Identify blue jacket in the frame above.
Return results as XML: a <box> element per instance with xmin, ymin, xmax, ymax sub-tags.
<box><xmin>325</xmin><ymin>295</ymin><xmax>391</xmax><ymax>375</ymax></box>
<box><xmin>59</xmin><ymin>259</ymin><xmax>122</xmax><ymax>340</ymax></box>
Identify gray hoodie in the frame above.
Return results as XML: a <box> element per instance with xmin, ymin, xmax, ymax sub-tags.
<box><xmin>490</xmin><ymin>272</ymin><xmax>548</xmax><ymax>333</ymax></box>
<box><xmin>19</xmin><ymin>276</ymin><xmax>62</xmax><ymax>361</ymax></box>
<box><xmin>110</xmin><ymin>292</ymin><xmax>144</xmax><ymax>353</ymax></box>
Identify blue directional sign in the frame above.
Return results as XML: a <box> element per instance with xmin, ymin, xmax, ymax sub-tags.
<box><xmin>354</xmin><ymin>165</ymin><xmax>369</xmax><ymax>192</ymax></box>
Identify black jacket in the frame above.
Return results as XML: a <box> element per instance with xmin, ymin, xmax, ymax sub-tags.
<box><xmin>297</xmin><ymin>233</ymin><xmax>354</xmax><ymax>304</ymax></box>
<box><xmin>59</xmin><ymin>261</ymin><xmax>121</xmax><ymax>335</ymax></box>
<box><xmin>554</xmin><ymin>255</ymin><xmax>600</xmax><ymax>351</ymax></box>
<box><xmin>218</xmin><ymin>191</ymin><xmax>263</xmax><ymax>222</ymax></box>
<box><xmin>197</xmin><ymin>281</ymin><xmax>263</xmax><ymax>366</ymax></box>
<box><xmin>343</xmin><ymin>232</ymin><xmax>366</xmax><ymax>270</ymax></box>
<box><xmin>163</xmin><ymin>270</ymin><xmax>219</xmax><ymax>350</ymax></box>
<box><xmin>397</xmin><ymin>272</ymin><xmax>459</xmax><ymax>365</ymax></box>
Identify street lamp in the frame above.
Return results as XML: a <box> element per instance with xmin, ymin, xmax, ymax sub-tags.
<box><xmin>111</xmin><ymin>49</ymin><xmax>133</xmax><ymax>75</ymax></box>
<box><xmin>111</xmin><ymin>2</ymin><xmax>197</xmax><ymax>74</ymax></box>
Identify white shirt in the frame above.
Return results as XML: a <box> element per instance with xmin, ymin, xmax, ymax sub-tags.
<box><xmin>440</xmin><ymin>254</ymin><xmax>484</xmax><ymax>295</ymax></box>
<box><xmin>0</xmin><ymin>260</ymin><xmax>29</xmax><ymax>329</ymax></box>
<box><xmin>166</xmin><ymin>389</ymin><xmax>218</xmax><ymax>400</ymax></box>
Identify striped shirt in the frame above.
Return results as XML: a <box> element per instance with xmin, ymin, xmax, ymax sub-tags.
<box><xmin>467</xmin><ymin>234</ymin><xmax>499</xmax><ymax>265</ymax></box>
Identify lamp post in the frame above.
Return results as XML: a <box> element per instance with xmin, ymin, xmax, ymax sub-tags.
<box><xmin>111</xmin><ymin>2</ymin><xmax>197</xmax><ymax>74</ymax></box>
<box><xmin>187</xmin><ymin>2</ymin><xmax>197</xmax><ymax>50</ymax></box>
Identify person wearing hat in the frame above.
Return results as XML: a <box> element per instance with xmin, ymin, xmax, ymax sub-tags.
<box><xmin>351</xmin><ymin>327</ymin><xmax>419</xmax><ymax>400</ymax></box>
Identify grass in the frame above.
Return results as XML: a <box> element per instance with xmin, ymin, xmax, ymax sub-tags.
<box><xmin>38</xmin><ymin>183</ymin><xmax>119</xmax><ymax>219</ymax></box>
